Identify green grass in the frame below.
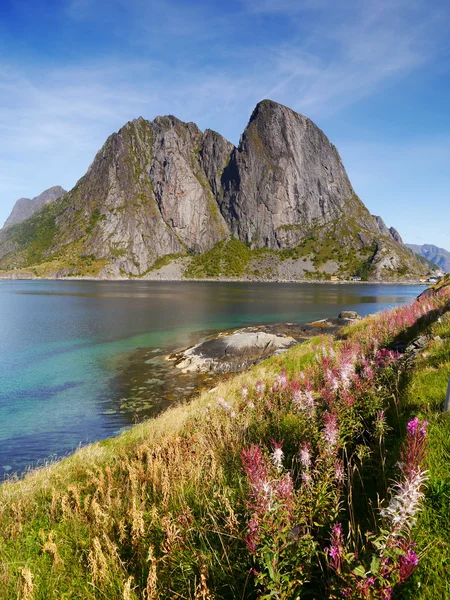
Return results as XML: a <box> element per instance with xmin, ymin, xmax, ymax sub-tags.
<box><xmin>398</xmin><ymin>312</ymin><xmax>450</xmax><ymax>599</ymax></box>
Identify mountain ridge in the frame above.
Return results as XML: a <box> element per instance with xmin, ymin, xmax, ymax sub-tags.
<box><xmin>407</xmin><ymin>243</ymin><xmax>450</xmax><ymax>272</ymax></box>
<box><xmin>2</xmin><ymin>186</ymin><xmax>67</xmax><ymax>229</ymax></box>
<box><xmin>0</xmin><ymin>100</ymin><xmax>429</xmax><ymax>281</ymax></box>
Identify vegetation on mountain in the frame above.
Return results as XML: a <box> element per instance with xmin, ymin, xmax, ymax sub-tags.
<box><xmin>1</xmin><ymin>288</ymin><xmax>449</xmax><ymax>599</ymax></box>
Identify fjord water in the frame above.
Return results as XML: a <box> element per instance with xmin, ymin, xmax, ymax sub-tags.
<box><xmin>0</xmin><ymin>280</ymin><xmax>425</xmax><ymax>477</ymax></box>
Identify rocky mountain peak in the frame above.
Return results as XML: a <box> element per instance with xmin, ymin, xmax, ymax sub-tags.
<box><xmin>2</xmin><ymin>185</ymin><xmax>67</xmax><ymax>229</ymax></box>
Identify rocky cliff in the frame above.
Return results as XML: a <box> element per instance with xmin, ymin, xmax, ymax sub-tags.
<box><xmin>0</xmin><ymin>100</ymin><xmax>428</xmax><ymax>281</ymax></box>
<box><xmin>2</xmin><ymin>186</ymin><xmax>66</xmax><ymax>229</ymax></box>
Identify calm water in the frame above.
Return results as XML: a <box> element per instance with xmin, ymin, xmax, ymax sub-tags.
<box><xmin>0</xmin><ymin>280</ymin><xmax>425</xmax><ymax>477</ymax></box>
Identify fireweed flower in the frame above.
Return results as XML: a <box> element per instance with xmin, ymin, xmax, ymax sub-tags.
<box><xmin>299</xmin><ymin>443</ymin><xmax>312</xmax><ymax>469</ymax></box>
<box><xmin>327</xmin><ymin>523</ymin><xmax>343</xmax><ymax>572</ymax></box>
<box><xmin>271</xmin><ymin>441</ymin><xmax>284</xmax><ymax>471</ymax></box>
<box><xmin>273</xmin><ymin>370</ymin><xmax>288</xmax><ymax>391</ymax></box>
<box><xmin>334</xmin><ymin>459</ymin><xmax>345</xmax><ymax>484</ymax></box>
<box><xmin>399</xmin><ymin>549</ymin><xmax>419</xmax><ymax>582</ymax></box>
<box><xmin>322</xmin><ymin>412</ymin><xmax>339</xmax><ymax>450</ymax></box>
<box><xmin>255</xmin><ymin>380</ymin><xmax>265</xmax><ymax>396</ymax></box>
<box><xmin>217</xmin><ymin>397</ymin><xmax>232</xmax><ymax>412</ymax></box>
<box><xmin>381</xmin><ymin>418</ymin><xmax>428</xmax><ymax>534</ymax></box>
<box><xmin>241</xmin><ymin>386</ymin><xmax>249</xmax><ymax>400</ymax></box>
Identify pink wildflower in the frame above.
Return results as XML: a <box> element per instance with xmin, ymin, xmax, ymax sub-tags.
<box><xmin>322</xmin><ymin>412</ymin><xmax>339</xmax><ymax>450</ymax></box>
<box><xmin>241</xmin><ymin>386</ymin><xmax>249</xmax><ymax>400</ymax></box>
<box><xmin>327</xmin><ymin>523</ymin><xmax>343</xmax><ymax>572</ymax></box>
<box><xmin>334</xmin><ymin>459</ymin><xmax>345</xmax><ymax>484</ymax></box>
<box><xmin>217</xmin><ymin>397</ymin><xmax>232</xmax><ymax>412</ymax></box>
<box><xmin>255</xmin><ymin>380</ymin><xmax>266</xmax><ymax>396</ymax></box>
<box><xmin>299</xmin><ymin>443</ymin><xmax>312</xmax><ymax>469</ymax></box>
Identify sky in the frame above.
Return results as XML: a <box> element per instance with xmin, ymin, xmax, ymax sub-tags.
<box><xmin>1</xmin><ymin>0</ymin><xmax>449</xmax><ymax>247</ymax></box>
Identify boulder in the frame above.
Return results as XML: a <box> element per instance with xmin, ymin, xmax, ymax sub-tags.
<box><xmin>174</xmin><ymin>331</ymin><xmax>297</xmax><ymax>374</ymax></box>
<box><xmin>338</xmin><ymin>311</ymin><xmax>361</xmax><ymax>320</ymax></box>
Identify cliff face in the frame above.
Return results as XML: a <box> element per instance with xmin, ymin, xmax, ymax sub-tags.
<box><xmin>221</xmin><ymin>100</ymin><xmax>356</xmax><ymax>249</ymax></box>
<box><xmin>2</xmin><ymin>186</ymin><xmax>66</xmax><ymax>229</ymax></box>
<box><xmin>0</xmin><ymin>100</ymin><xmax>428</xmax><ymax>280</ymax></box>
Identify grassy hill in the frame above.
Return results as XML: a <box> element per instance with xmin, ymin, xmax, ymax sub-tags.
<box><xmin>1</xmin><ymin>288</ymin><xmax>449</xmax><ymax>599</ymax></box>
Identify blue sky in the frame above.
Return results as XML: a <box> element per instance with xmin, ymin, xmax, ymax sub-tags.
<box><xmin>1</xmin><ymin>0</ymin><xmax>449</xmax><ymax>247</ymax></box>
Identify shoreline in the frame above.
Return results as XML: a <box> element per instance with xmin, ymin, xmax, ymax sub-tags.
<box><xmin>0</xmin><ymin>274</ymin><xmax>429</xmax><ymax>286</ymax></box>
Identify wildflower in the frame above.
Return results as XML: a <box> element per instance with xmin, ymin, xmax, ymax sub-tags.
<box><xmin>325</xmin><ymin>369</ymin><xmax>339</xmax><ymax>391</ymax></box>
<box><xmin>247</xmin><ymin>401</ymin><xmax>255</xmax><ymax>409</ymax></box>
<box><xmin>273</xmin><ymin>369</ymin><xmax>288</xmax><ymax>391</ymax></box>
<box><xmin>406</xmin><ymin>417</ymin><xmax>419</xmax><ymax>436</ymax></box>
<box><xmin>299</xmin><ymin>443</ymin><xmax>311</xmax><ymax>469</ymax></box>
<box><xmin>334</xmin><ymin>459</ymin><xmax>345</xmax><ymax>484</ymax></box>
<box><xmin>271</xmin><ymin>441</ymin><xmax>284</xmax><ymax>471</ymax></box>
<box><xmin>217</xmin><ymin>397</ymin><xmax>232</xmax><ymax>412</ymax></box>
<box><xmin>380</xmin><ymin>468</ymin><xmax>426</xmax><ymax>531</ymax></box>
<box><xmin>406</xmin><ymin>417</ymin><xmax>428</xmax><ymax>438</ymax></box>
<box><xmin>340</xmin><ymin>360</ymin><xmax>356</xmax><ymax>389</ymax></box>
<box><xmin>327</xmin><ymin>523</ymin><xmax>343</xmax><ymax>572</ymax></box>
<box><xmin>255</xmin><ymin>380</ymin><xmax>266</xmax><ymax>396</ymax></box>
<box><xmin>322</xmin><ymin>412</ymin><xmax>339</xmax><ymax>450</ymax></box>
<box><xmin>381</xmin><ymin>418</ymin><xmax>428</xmax><ymax>534</ymax></box>
<box><xmin>399</xmin><ymin>548</ymin><xmax>419</xmax><ymax>582</ymax></box>
<box><xmin>301</xmin><ymin>471</ymin><xmax>312</xmax><ymax>486</ymax></box>
<box><xmin>241</xmin><ymin>386</ymin><xmax>249</xmax><ymax>400</ymax></box>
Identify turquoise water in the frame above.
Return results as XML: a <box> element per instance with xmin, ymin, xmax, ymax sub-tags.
<box><xmin>0</xmin><ymin>280</ymin><xmax>425</xmax><ymax>476</ymax></box>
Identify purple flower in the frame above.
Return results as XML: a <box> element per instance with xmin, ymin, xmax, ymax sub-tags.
<box><xmin>406</xmin><ymin>417</ymin><xmax>419</xmax><ymax>436</ymax></box>
<box><xmin>399</xmin><ymin>548</ymin><xmax>419</xmax><ymax>581</ymax></box>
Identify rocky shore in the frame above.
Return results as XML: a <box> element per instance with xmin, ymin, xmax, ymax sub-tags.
<box><xmin>169</xmin><ymin>312</ymin><xmax>361</xmax><ymax>374</ymax></box>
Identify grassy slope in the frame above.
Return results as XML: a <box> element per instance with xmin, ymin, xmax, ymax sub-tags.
<box><xmin>1</xmin><ymin>296</ymin><xmax>449</xmax><ymax>599</ymax></box>
<box><xmin>399</xmin><ymin>312</ymin><xmax>450</xmax><ymax>599</ymax></box>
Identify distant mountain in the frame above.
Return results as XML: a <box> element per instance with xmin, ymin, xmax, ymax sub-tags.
<box><xmin>406</xmin><ymin>243</ymin><xmax>450</xmax><ymax>272</ymax></box>
<box><xmin>0</xmin><ymin>100</ymin><xmax>428</xmax><ymax>281</ymax></box>
<box><xmin>2</xmin><ymin>186</ymin><xmax>67</xmax><ymax>229</ymax></box>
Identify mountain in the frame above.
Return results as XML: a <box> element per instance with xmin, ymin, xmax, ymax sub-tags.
<box><xmin>406</xmin><ymin>243</ymin><xmax>450</xmax><ymax>272</ymax></box>
<box><xmin>2</xmin><ymin>186</ymin><xmax>67</xmax><ymax>229</ymax></box>
<box><xmin>0</xmin><ymin>100</ymin><xmax>428</xmax><ymax>281</ymax></box>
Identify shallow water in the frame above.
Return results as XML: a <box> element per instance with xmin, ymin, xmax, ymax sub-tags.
<box><xmin>0</xmin><ymin>280</ymin><xmax>425</xmax><ymax>476</ymax></box>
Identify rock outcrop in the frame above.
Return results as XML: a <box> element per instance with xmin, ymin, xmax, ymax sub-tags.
<box><xmin>0</xmin><ymin>100</ymin><xmax>428</xmax><ymax>280</ymax></box>
<box><xmin>221</xmin><ymin>100</ymin><xmax>355</xmax><ymax>249</ymax></box>
<box><xmin>2</xmin><ymin>186</ymin><xmax>66</xmax><ymax>229</ymax></box>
